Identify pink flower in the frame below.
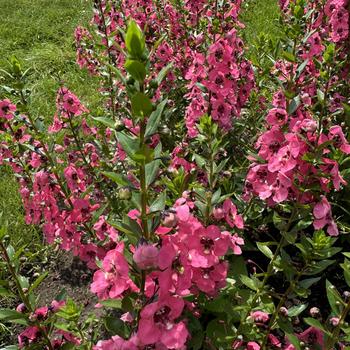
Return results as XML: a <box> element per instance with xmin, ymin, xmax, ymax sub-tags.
<box><xmin>246</xmin><ymin>342</ymin><xmax>261</xmax><ymax>350</ymax></box>
<box><xmin>329</xmin><ymin>125</ymin><xmax>350</xmax><ymax>154</ymax></box>
<box><xmin>222</xmin><ymin>199</ymin><xmax>244</xmax><ymax>229</ymax></box>
<box><xmin>266</xmin><ymin>108</ymin><xmax>288</xmax><ymax>126</ymax></box>
<box><xmin>313</xmin><ymin>196</ymin><xmax>339</xmax><ymax>236</ymax></box>
<box><xmin>57</xmin><ymin>87</ymin><xmax>89</xmax><ymax>118</ymax></box>
<box><xmin>0</xmin><ymin>99</ymin><xmax>16</xmax><ymax>120</ymax></box>
<box><xmin>298</xmin><ymin>327</ymin><xmax>324</xmax><ymax>349</ymax></box>
<box><xmin>330</xmin><ymin>316</ymin><xmax>340</xmax><ymax>326</ymax></box>
<box><xmin>251</xmin><ymin>310</ymin><xmax>269</xmax><ymax>323</ymax></box>
<box><xmin>91</xmin><ymin>243</ymin><xmax>138</xmax><ymax>299</ymax></box>
<box><xmin>18</xmin><ymin>326</ymin><xmax>41</xmax><ymax>348</ymax></box>
<box><xmin>187</xmin><ymin>225</ymin><xmax>228</xmax><ymax>268</ymax></box>
<box><xmin>133</xmin><ymin>243</ymin><xmax>159</xmax><ymax>270</ymax></box>
<box><xmin>137</xmin><ymin>295</ymin><xmax>189</xmax><ymax>349</ymax></box>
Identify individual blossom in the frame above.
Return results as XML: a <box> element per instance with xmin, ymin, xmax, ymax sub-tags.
<box><xmin>313</xmin><ymin>196</ymin><xmax>339</xmax><ymax>236</ymax></box>
<box><xmin>297</xmin><ymin>326</ymin><xmax>324</xmax><ymax>349</ymax></box>
<box><xmin>18</xmin><ymin>326</ymin><xmax>42</xmax><ymax>348</ymax></box>
<box><xmin>266</xmin><ymin>108</ymin><xmax>288</xmax><ymax>126</ymax></box>
<box><xmin>222</xmin><ymin>199</ymin><xmax>244</xmax><ymax>229</ymax></box>
<box><xmin>137</xmin><ymin>295</ymin><xmax>189</xmax><ymax>349</ymax></box>
<box><xmin>91</xmin><ymin>242</ymin><xmax>138</xmax><ymax>299</ymax></box>
<box><xmin>246</xmin><ymin>342</ymin><xmax>261</xmax><ymax>350</ymax></box>
<box><xmin>250</xmin><ymin>310</ymin><xmax>269</xmax><ymax>323</ymax></box>
<box><xmin>56</xmin><ymin>87</ymin><xmax>89</xmax><ymax>118</ymax></box>
<box><xmin>328</xmin><ymin>125</ymin><xmax>350</xmax><ymax>154</ymax></box>
<box><xmin>0</xmin><ymin>99</ymin><xmax>16</xmax><ymax>120</ymax></box>
<box><xmin>133</xmin><ymin>243</ymin><xmax>159</xmax><ymax>270</ymax></box>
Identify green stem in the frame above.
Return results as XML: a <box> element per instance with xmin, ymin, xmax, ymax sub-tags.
<box><xmin>326</xmin><ymin>299</ymin><xmax>350</xmax><ymax>349</ymax></box>
<box><xmin>261</xmin><ymin>264</ymin><xmax>309</xmax><ymax>349</ymax></box>
<box><xmin>233</xmin><ymin>235</ymin><xmax>285</xmax><ymax>341</ymax></box>
<box><xmin>0</xmin><ymin>242</ymin><xmax>54</xmax><ymax>350</ymax></box>
<box><xmin>234</xmin><ymin>207</ymin><xmax>297</xmax><ymax>341</ymax></box>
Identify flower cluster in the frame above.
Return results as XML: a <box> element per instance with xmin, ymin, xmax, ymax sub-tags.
<box><xmin>245</xmin><ymin>0</ymin><xmax>350</xmax><ymax>236</ymax></box>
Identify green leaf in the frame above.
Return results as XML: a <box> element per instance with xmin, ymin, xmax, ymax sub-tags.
<box><xmin>133</xmin><ymin>144</ymin><xmax>154</xmax><ymax>164</ymax></box>
<box><xmin>0</xmin><ymin>309</ymin><xmax>28</xmax><ymax>324</ymax></box>
<box><xmin>326</xmin><ymin>280</ymin><xmax>344</xmax><ymax>314</ymax></box>
<box><xmin>277</xmin><ymin>317</ymin><xmax>294</xmax><ymax>334</ymax></box>
<box><xmin>116</xmin><ymin>131</ymin><xmax>139</xmax><ymax>158</ymax></box>
<box><xmin>304</xmin><ymin>260</ymin><xmax>335</xmax><ymax>275</ymax></box>
<box><xmin>299</xmin><ymin>277</ymin><xmax>321</xmax><ymax>289</ymax></box>
<box><xmin>149</xmin><ymin>191</ymin><xmax>166</xmax><ymax>213</ymax></box>
<box><xmin>145</xmin><ymin>99</ymin><xmax>167</xmax><ymax>138</ymax></box>
<box><xmin>125</xmin><ymin>59</ymin><xmax>146</xmax><ymax>82</ymax></box>
<box><xmin>102</xmin><ymin>171</ymin><xmax>134</xmax><ymax>188</ymax></box>
<box><xmin>240</xmin><ymin>275</ymin><xmax>259</xmax><ymax>291</ymax></box>
<box><xmin>0</xmin><ymin>287</ymin><xmax>15</xmax><ymax>298</ymax></box>
<box><xmin>273</xmin><ymin>211</ymin><xmax>288</xmax><ymax>231</ymax></box>
<box><xmin>290</xmin><ymin>217</ymin><xmax>312</xmax><ymax>233</ymax></box>
<box><xmin>288</xmin><ymin>95</ymin><xmax>301</xmax><ymax>115</ymax></box>
<box><xmin>18</xmin><ymin>275</ymin><xmax>29</xmax><ymax>289</ymax></box>
<box><xmin>131</xmin><ymin>92</ymin><xmax>153</xmax><ymax>118</ymax></box>
<box><xmin>282</xmin><ymin>50</ymin><xmax>296</xmax><ymax>62</ymax></box>
<box><xmin>145</xmin><ymin>160</ymin><xmax>161</xmax><ymax>188</ymax></box>
<box><xmin>187</xmin><ymin>315</ymin><xmax>204</xmax><ymax>350</ymax></box>
<box><xmin>100</xmin><ymin>299</ymin><xmax>122</xmax><ymax>309</ymax></box>
<box><xmin>107</xmin><ymin>64</ymin><xmax>126</xmax><ymax>85</ymax></box>
<box><xmin>56</xmin><ymin>298</ymin><xmax>81</xmax><ymax>321</ymax></box>
<box><xmin>341</xmin><ymin>258</ymin><xmax>350</xmax><ymax>287</ymax></box>
<box><xmin>0</xmin><ymin>225</ymin><xmax>7</xmax><ymax>240</ymax></box>
<box><xmin>288</xmin><ymin>303</ymin><xmax>308</xmax><ymax>317</ymax></box>
<box><xmin>194</xmin><ymin>154</ymin><xmax>206</xmax><ymax>168</ymax></box>
<box><xmin>156</xmin><ymin>62</ymin><xmax>173</xmax><ymax>85</ymax></box>
<box><xmin>256</xmin><ymin>242</ymin><xmax>273</xmax><ymax>259</ymax></box>
<box><xmin>104</xmin><ymin>316</ymin><xmax>129</xmax><ymax>337</ymax></box>
<box><xmin>296</xmin><ymin>59</ymin><xmax>309</xmax><ymax>78</ymax></box>
<box><xmin>0</xmin><ymin>346</ymin><xmax>19</xmax><ymax>350</ymax></box>
<box><xmin>125</xmin><ymin>20</ymin><xmax>145</xmax><ymax>58</ymax></box>
<box><xmin>108</xmin><ymin>221</ymin><xmax>137</xmax><ymax>244</ymax></box>
<box><xmin>92</xmin><ymin>116</ymin><xmax>115</xmax><ymax>129</ymax></box>
<box><xmin>304</xmin><ymin>317</ymin><xmax>329</xmax><ymax>334</ymax></box>
<box><xmin>286</xmin><ymin>334</ymin><xmax>301</xmax><ymax>350</ymax></box>
<box><xmin>28</xmin><ymin>271</ymin><xmax>48</xmax><ymax>293</ymax></box>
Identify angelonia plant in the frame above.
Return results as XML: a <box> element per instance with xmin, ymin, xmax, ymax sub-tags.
<box><xmin>0</xmin><ymin>0</ymin><xmax>350</xmax><ymax>349</ymax></box>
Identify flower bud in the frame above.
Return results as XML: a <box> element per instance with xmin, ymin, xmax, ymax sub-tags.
<box><xmin>162</xmin><ymin>212</ymin><xmax>178</xmax><ymax>228</ymax></box>
<box><xmin>343</xmin><ymin>291</ymin><xmax>350</xmax><ymax>300</ymax></box>
<box><xmin>118</xmin><ymin>187</ymin><xmax>131</xmax><ymax>200</ymax></box>
<box><xmin>309</xmin><ymin>307</ymin><xmax>320</xmax><ymax>317</ymax></box>
<box><xmin>133</xmin><ymin>244</ymin><xmax>159</xmax><ymax>270</ymax></box>
<box><xmin>279</xmin><ymin>307</ymin><xmax>289</xmax><ymax>317</ymax></box>
<box><xmin>16</xmin><ymin>303</ymin><xmax>27</xmax><ymax>313</ymax></box>
<box><xmin>330</xmin><ymin>317</ymin><xmax>340</xmax><ymax>326</ymax></box>
<box><xmin>212</xmin><ymin>207</ymin><xmax>224</xmax><ymax>220</ymax></box>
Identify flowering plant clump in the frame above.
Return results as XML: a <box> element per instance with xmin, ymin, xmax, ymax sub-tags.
<box><xmin>0</xmin><ymin>0</ymin><xmax>350</xmax><ymax>349</ymax></box>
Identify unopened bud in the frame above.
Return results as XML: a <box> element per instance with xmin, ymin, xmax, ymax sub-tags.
<box><xmin>118</xmin><ymin>187</ymin><xmax>131</xmax><ymax>200</ymax></box>
<box><xmin>279</xmin><ymin>307</ymin><xmax>289</xmax><ymax>317</ymax></box>
<box><xmin>343</xmin><ymin>291</ymin><xmax>350</xmax><ymax>300</ymax></box>
<box><xmin>162</xmin><ymin>212</ymin><xmax>177</xmax><ymax>228</ymax></box>
<box><xmin>330</xmin><ymin>317</ymin><xmax>340</xmax><ymax>326</ymax></box>
<box><xmin>309</xmin><ymin>307</ymin><xmax>320</xmax><ymax>317</ymax></box>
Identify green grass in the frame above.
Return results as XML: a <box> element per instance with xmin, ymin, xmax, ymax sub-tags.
<box><xmin>241</xmin><ymin>0</ymin><xmax>283</xmax><ymax>44</ymax></box>
<box><xmin>0</xmin><ymin>0</ymin><xmax>281</xmax><ymax>247</ymax></box>
<box><xmin>0</xmin><ymin>0</ymin><xmax>100</xmax><ymax>116</ymax></box>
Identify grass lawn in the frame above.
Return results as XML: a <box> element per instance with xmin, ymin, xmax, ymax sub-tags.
<box><xmin>0</xmin><ymin>0</ymin><xmax>281</xmax><ymax>247</ymax></box>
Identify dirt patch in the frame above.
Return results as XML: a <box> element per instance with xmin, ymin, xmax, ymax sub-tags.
<box><xmin>37</xmin><ymin>250</ymin><xmax>96</xmax><ymax>311</ymax></box>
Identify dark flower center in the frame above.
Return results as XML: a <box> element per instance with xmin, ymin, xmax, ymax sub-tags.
<box><xmin>200</xmin><ymin>237</ymin><xmax>214</xmax><ymax>250</ymax></box>
<box><xmin>154</xmin><ymin>305</ymin><xmax>171</xmax><ymax>324</ymax></box>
